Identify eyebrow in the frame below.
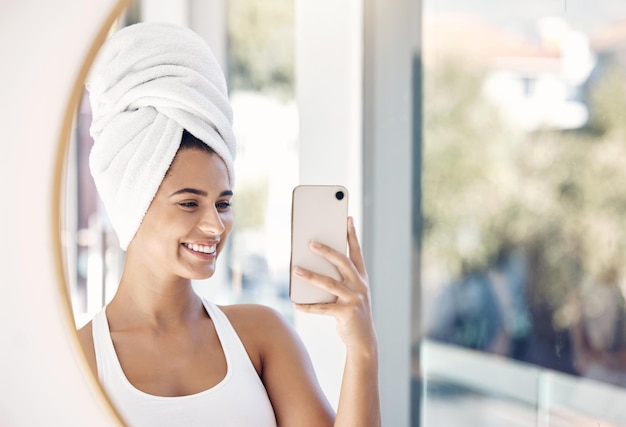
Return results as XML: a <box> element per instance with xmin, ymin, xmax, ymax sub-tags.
<box><xmin>169</xmin><ymin>188</ymin><xmax>233</xmax><ymax>198</ymax></box>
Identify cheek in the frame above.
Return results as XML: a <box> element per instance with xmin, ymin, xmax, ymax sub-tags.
<box><xmin>139</xmin><ymin>209</ymin><xmax>188</xmax><ymax>248</ymax></box>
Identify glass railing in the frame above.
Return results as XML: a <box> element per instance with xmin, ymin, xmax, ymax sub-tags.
<box><xmin>421</xmin><ymin>339</ymin><xmax>626</xmax><ymax>426</ymax></box>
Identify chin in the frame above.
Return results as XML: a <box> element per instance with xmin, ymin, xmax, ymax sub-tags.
<box><xmin>185</xmin><ymin>267</ymin><xmax>217</xmax><ymax>281</ymax></box>
<box><xmin>184</xmin><ymin>270</ymin><xmax>215</xmax><ymax>280</ymax></box>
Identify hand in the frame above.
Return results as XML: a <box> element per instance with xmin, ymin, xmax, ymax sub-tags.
<box><xmin>293</xmin><ymin>217</ymin><xmax>377</xmax><ymax>354</ymax></box>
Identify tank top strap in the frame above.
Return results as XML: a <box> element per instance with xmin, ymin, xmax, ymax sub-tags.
<box><xmin>91</xmin><ymin>307</ymin><xmax>122</xmax><ymax>385</ymax></box>
<box><xmin>201</xmin><ymin>299</ymin><xmax>255</xmax><ymax>372</ymax></box>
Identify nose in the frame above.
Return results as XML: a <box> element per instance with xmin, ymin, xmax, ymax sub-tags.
<box><xmin>198</xmin><ymin>206</ymin><xmax>226</xmax><ymax>235</ymax></box>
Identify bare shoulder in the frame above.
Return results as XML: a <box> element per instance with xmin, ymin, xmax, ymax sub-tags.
<box><xmin>76</xmin><ymin>321</ymin><xmax>98</xmax><ymax>377</ymax></box>
<box><xmin>219</xmin><ymin>304</ymin><xmax>303</xmax><ymax>368</ymax></box>
<box><xmin>219</xmin><ymin>304</ymin><xmax>297</xmax><ymax>346</ymax></box>
<box><xmin>219</xmin><ymin>303</ymin><xmax>292</xmax><ymax>331</ymax></box>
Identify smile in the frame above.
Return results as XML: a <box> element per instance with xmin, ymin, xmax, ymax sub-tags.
<box><xmin>183</xmin><ymin>243</ymin><xmax>217</xmax><ymax>255</ymax></box>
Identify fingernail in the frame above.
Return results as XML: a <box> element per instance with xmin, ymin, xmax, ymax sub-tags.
<box><xmin>311</xmin><ymin>241</ymin><xmax>322</xmax><ymax>249</ymax></box>
<box><xmin>293</xmin><ymin>266</ymin><xmax>305</xmax><ymax>276</ymax></box>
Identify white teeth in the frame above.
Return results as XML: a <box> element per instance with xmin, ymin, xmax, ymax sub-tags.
<box><xmin>185</xmin><ymin>243</ymin><xmax>216</xmax><ymax>254</ymax></box>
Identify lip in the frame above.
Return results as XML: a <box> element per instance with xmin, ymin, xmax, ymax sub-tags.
<box><xmin>181</xmin><ymin>241</ymin><xmax>220</xmax><ymax>260</ymax></box>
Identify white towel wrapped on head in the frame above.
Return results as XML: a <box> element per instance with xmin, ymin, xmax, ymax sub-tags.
<box><xmin>87</xmin><ymin>22</ymin><xmax>236</xmax><ymax>250</ymax></box>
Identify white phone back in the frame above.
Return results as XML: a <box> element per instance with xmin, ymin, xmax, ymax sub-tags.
<box><xmin>290</xmin><ymin>185</ymin><xmax>348</xmax><ymax>304</ymax></box>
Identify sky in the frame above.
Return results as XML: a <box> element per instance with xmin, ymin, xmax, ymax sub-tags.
<box><xmin>424</xmin><ymin>0</ymin><xmax>626</xmax><ymax>36</ymax></box>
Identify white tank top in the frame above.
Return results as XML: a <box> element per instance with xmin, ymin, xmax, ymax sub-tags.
<box><xmin>92</xmin><ymin>299</ymin><xmax>277</xmax><ymax>427</ymax></box>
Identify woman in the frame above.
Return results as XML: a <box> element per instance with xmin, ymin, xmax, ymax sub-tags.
<box><xmin>77</xmin><ymin>22</ymin><xmax>380</xmax><ymax>426</ymax></box>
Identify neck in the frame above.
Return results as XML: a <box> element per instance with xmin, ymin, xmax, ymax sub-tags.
<box><xmin>106</xmin><ymin>265</ymin><xmax>204</xmax><ymax>330</ymax></box>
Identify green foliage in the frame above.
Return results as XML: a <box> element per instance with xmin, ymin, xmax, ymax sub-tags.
<box><xmin>227</xmin><ymin>0</ymin><xmax>294</xmax><ymax>97</ymax></box>
<box><xmin>423</xmin><ymin>57</ymin><xmax>626</xmax><ymax>313</ymax></box>
<box><xmin>232</xmin><ymin>179</ymin><xmax>269</xmax><ymax>230</ymax></box>
<box><xmin>422</xmin><ymin>61</ymin><xmax>520</xmax><ymax>274</ymax></box>
<box><xmin>587</xmin><ymin>58</ymin><xmax>626</xmax><ymax>137</ymax></box>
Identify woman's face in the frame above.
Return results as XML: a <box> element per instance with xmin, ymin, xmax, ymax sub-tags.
<box><xmin>129</xmin><ymin>148</ymin><xmax>234</xmax><ymax>281</ymax></box>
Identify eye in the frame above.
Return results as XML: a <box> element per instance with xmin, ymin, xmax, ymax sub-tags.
<box><xmin>178</xmin><ymin>201</ymin><xmax>199</xmax><ymax>209</ymax></box>
<box><xmin>216</xmin><ymin>200</ymin><xmax>232</xmax><ymax>211</ymax></box>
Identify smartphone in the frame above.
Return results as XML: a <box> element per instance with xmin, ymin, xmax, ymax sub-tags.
<box><xmin>289</xmin><ymin>185</ymin><xmax>348</xmax><ymax>304</ymax></box>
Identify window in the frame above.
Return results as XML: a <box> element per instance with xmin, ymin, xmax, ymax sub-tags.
<box><xmin>420</xmin><ymin>1</ymin><xmax>626</xmax><ymax>424</ymax></box>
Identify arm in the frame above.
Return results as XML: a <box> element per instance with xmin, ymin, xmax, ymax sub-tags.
<box><xmin>226</xmin><ymin>304</ymin><xmax>335</xmax><ymax>427</ymax></box>
<box><xmin>293</xmin><ymin>217</ymin><xmax>381</xmax><ymax>427</ymax></box>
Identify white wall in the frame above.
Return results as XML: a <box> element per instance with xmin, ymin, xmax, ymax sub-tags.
<box><xmin>0</xmin><ymin>1</ymin><xmax>129</xmax><ymax>425</ymax></box>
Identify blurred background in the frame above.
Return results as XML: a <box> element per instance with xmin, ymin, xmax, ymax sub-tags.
<box><xmin>61</xmin><ymin>0</ymin><xmax>626</xmax><ymax>425</ymax></box>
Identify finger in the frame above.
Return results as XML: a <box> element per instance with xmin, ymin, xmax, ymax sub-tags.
<box><xmin>294</xmin><ymin>301</ymin><xmax>359</xmax><ymax>319</ymax></box>
<box><xmin>292</xmin><ymin>266</ymin><xmax>352</xmax><ymax>300</ymax></box>
<box><xmin>308</xmin><ymin>240</ymin><xmax>360</xmax><ymax>283</ymax></box>
<box><xmin>293</xmin><ymin>302</ymin><xmax>335</xmax><ymax>316</ymax></box>
<box><xmin>347</xmin><ymin>217</ymin><xmax>367</xmax><ymax>277</ymax></box>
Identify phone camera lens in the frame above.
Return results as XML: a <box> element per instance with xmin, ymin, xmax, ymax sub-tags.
<box><xmin>335</xmin><ymin>191</ymin><xmax>344</xmax><ymax>200</ymax></box>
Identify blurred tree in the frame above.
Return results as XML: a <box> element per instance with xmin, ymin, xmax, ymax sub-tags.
<box><xmin>227</xmin><ymin>0</ymin><xmax>294</xmax><ymax>97</ymax></box>
<box><xmin>517</xmin><ymin>57</ymin><xmax>626</xmax><ymax>292</ymax></box>
<box><xmin>232</xmin><ymin>179</ymin><xmax>268</xmax><ymax>229</ymax></box>
<box><xmin>424</xmin><ymin>56</ymin><xmax>626</xmax><ymax>292</ymax></box>
<box><xmin>423</xmin><ymin>54</ymin><xmax>626</xmax><ymax>369</ymax></box>
<box><xmin>586</xmin><ymin>57</ymin><xmax>626</xmax><ymax>138</ymax></box>
<box><xmin>422</xmin><ymin>60</ymin><xmax>520</xmax><ymax>276</ymax></box>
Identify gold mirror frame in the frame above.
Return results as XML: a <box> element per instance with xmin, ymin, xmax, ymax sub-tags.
<box><xmin>52</xmin><ymin>1</ymin><xmax>132</xmax><ymax>424</ymax></box>
<box><xmin>1</xmin><ymin>0</ymin><xmax>129</xmax><ymax>424</ymax></box>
